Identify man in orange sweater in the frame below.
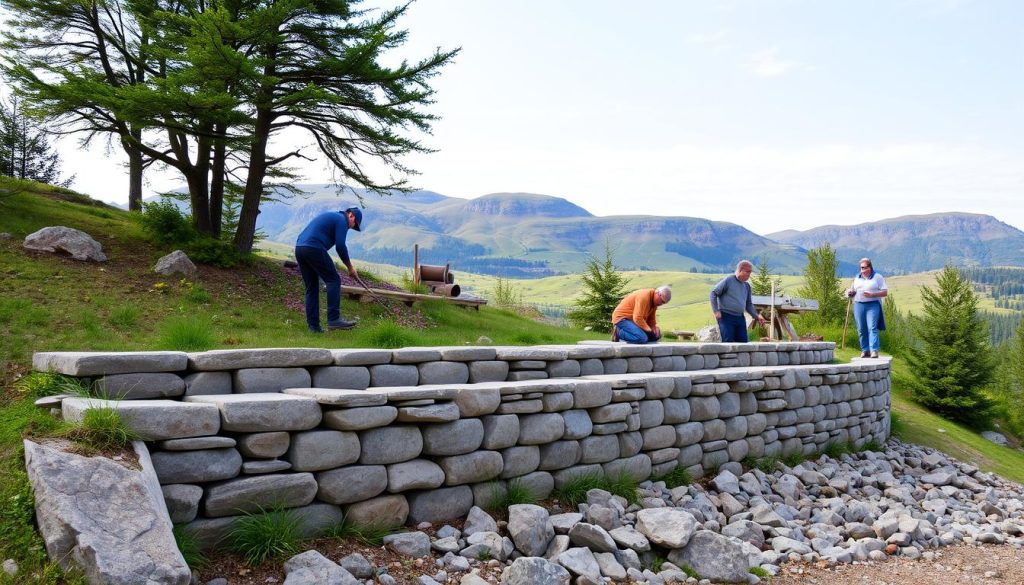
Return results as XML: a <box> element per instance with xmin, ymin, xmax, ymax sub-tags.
<box><xmin>611</xmin><ymin>285</ymin><xmax>672</xmax><ymax>344</ymax></box>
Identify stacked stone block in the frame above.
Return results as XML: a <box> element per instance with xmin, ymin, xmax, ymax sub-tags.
<box><xmin>36</xmin><ymin>342</ymin><xmax>886</xmax><ymax>550</ymax></box>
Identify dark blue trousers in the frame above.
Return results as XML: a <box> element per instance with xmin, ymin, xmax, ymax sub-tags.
<box><xmin>717</xmin><ymin>311</ymin><xmax>748</xmax><ymax>342</ymax></box>
<box><xmin>295</xmin><ymin>246</ymin><xmax>341</xmax><ymax>330</ymax></box>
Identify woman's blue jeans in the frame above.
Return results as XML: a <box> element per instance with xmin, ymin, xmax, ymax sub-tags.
<box><xmin>853</xmin><ymin>300</ymin><xmax>882</xmax><ymax>352</ymax></box>
<box><xmin>615</xmin><ymin>319</ymin><xmax>660</xmax><ymax>344</ymax></box>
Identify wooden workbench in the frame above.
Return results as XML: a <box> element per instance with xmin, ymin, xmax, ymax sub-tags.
<box><xmin>341</xmin><ymin>285</ymin><xmax>488</xmax><ymax>310</ymax></box>
<box><xmin>751</xmin><ymin>294</ymin><xmax>819</xmax><ymax>341</ymax></box>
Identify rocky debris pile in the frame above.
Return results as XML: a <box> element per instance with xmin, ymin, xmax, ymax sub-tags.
<box><xmin>186</xmin><ymin>438</ymin><xmax>1023</xmax><ymax>585</ymax></box>
<box><xmin>22</xmin><ymin>225</ymin><xmax>107</xmax><ymax>261</ymax></box>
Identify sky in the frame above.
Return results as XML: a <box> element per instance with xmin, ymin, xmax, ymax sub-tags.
<box><xmin>49</xmin><ymin>0</ymin><xmax>1024</xmax><ymax>235</ymax></box>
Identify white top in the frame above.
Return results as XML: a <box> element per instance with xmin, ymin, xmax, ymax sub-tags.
<box><xmin>849</xmin><ymin>272</ymin><xmax>887</xmax><ymax>303</ymax></box>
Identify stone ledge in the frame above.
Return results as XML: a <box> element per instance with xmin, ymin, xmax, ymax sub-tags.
<box><xmin>33</xmin><ymin>351</ymin><xmax>188</xmax><ymax>376</ymax></box>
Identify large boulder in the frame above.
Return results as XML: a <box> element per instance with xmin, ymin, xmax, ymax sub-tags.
<box><xmin>154</xmin><ymin>250</ymin><xmax>197</xmax><ymax>277</ymax></box>
<box><xmin>696</xmin><ymin>325</ymin><xmax>721</xmax><ymax>343</ymax></box>
<box><xmin>24</xmin><ymin>439</ymin><xmax>190</xmax><ymax>585</ymax></box>
<box><xmin>23</xmin><ymin>226</ymin><xmax>106</xmax><ymax>261</ymax></box>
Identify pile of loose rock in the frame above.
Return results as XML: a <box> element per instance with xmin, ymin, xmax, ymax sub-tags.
<box><xmin>193</xmin><ymin>438</ymin><xmax>1023</xmax><ymax>585</ymax></box>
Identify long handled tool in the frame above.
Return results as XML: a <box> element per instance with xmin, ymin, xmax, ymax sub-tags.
<box><xmin>841</xmin><ymin>296</ymin><xmax>853</xmax><ymax>350</ymax></box>
<box><xmin>352</xmin><ymin>274</ymin><xmax>392</xmax><ymax>311</ymax></box>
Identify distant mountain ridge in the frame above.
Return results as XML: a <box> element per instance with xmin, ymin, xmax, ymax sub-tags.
<box><xmin>132</xmin><ymin>186</ymin><xmax>1024</xmax><ymax>277</ymax></box>
<box><xmin>768</xmin><ymin>213</ymin><xmax>1024</xmax><ymax>274</ymax></box>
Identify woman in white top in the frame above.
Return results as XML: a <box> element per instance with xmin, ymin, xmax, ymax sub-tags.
<box><xmin>846</xmin><ymin>257</ymin><xmax>887</xmax><ymax>358</ymax></box>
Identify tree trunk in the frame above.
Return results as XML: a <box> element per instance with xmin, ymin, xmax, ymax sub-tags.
<box><xmin>209</xmin><ymin>123</ymin><xmax>226</xmax><ymax>238</ymax></box>
<box><xmin>125</xmin><ymin>128</ymin><xmax>144</xmax><ymax>212</ymax></box>
<box><xmin>233</xmin><ymin>111</ymin><xmax>271</xmax><ymax>254</ymax></box>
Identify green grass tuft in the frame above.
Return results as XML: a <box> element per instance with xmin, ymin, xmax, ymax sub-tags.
<box><xmin>228</xmin><ymin>506</ymin><xmax>303</xmax><ymax>566</ymax></box>
<box><xmin>861</xmin><ymin>439</ymin><xmax>884</xmax><ymax>452</ymax></box>
<box><xmin>109</xmin><ymin>305</ymin><xmax>141</xmax><ymax>330</ymax></box>
<box><xmin>552</xmin><ymin>472</ymin><xmax>640</xmax><ymax>508</ymax></box>
<box><xmin>781</xmin><ymin>451</ymin><xmax>807</xmax><ymax>468</ymax></box>
<box><xmin>822</xmin><ymin>441</ymin><xmax>854</xmax><ymax>458</ymax></box>
<box><xmin>172</xmin><ymin>524</ymin><xmax>207</xmax><ymax>569</ymax></box>
<box><xmin>67</xmin><ymin>407</ymin><xmax>141</xmax><ymax>450</ymax></box>
<box><xmin>653</xmin><ymin>466</ymin><xmax>693</xmax><ymax>489</ymax></box>
<box><xmin>360</xmin><ymin>319</ymin><xmax>416</xmax><ymax>348</ymax></box>
<box><xmin>484</xmin><ymin>480</ymin><xmax>539</xmax><ymax>517</ymax></box>
<box><xmin>327</xmin><ymin>517</ymin><xmax>396</xmax><ymax>546</ymax></box>
<box><xmin>749</xmin><ymin>566</ymin><xmax>771</xmax><ymax>579</ymax></box>
<box><xmin>157</xmin><ymin>316</ymin><xmax>215</xmax><ymax>351</ymax></box>
<box><xmin>680</xmin><ymin>564</ymin><xmax>700</xmax><ymax>579</ymax></box>
<box><xmin>15</xmin><ymin>372</ymin><xmax>88</xmax><ymax>398</ymax></box>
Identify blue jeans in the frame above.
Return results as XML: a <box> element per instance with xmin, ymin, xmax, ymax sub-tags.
<box><xmin>615</xmin><ymin>319</ymin><xmax>660</xmax><ymax>344</ymax></box>
<box><xmin>717</xmin><ymin>312</ymin><xmax>748</xmax><ymax>343</ymax></box>
<box><xmin>853</xmin><ymin>301</ymin><xmax>882</xmax><ymax>352</ymax></box>
<box><xmin>295</xmin><ymin>246</ymin><xmax>341</xmax><ymax>330</ymax></box>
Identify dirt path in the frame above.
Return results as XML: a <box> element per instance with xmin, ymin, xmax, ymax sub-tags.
<box><xmin>770</xmin><ymin>544</ymin><xmax>1024</xmax><ymax>585</ymax></box>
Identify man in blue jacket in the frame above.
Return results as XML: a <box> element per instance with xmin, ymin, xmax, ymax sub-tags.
<box><xmin>295</xmin><ymin>207</ymin><xmax>363</xmax><ymax>333</ymax></box>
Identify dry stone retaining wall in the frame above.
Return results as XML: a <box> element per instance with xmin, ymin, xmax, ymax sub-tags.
<box><xmin>33</xmin><ymin>342</ymin><xmax>890</xmax><ymax>550</ymax></box>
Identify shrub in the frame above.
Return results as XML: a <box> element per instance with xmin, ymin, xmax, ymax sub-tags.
<box><xmin>228</xmin><ymin>507</ymin><xmax>303</xmax><ymax>566</ymax></box>
<box><xmin>781</xmin><ymin>451</ymin><xmax>807</xmax><ymax>468</ymax></box>
<box><xmin>158</xmin><ymin>317</ymin><xmax>215</xmax><ymax>352</ymax></box>
<box><xmin>185</xmin><ymin>237</ymin><xmax>248</xmax><ymax>268</ymax></box>
<box><xmin>552</xmin><ymin>472</ymin><xmax>640</xmax><ymax>508</ymax></box>
<box><xmin>140</xmin><ymin>199</ymin><xmax>194</xmax><ymax>246</ymax></box>
<box><xmin>822</xmin><ymin>441</ymin><xmax>853</xmax><ymax>458</ymax></box>
<box><xmin>401</xmin><ymin>272</ymin><xmax>429</xmax><ymax>295</ymax></box>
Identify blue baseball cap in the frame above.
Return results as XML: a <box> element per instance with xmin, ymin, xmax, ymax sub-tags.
<box><xmin>344</xmin><ymin>207</ymin><xmax>363</xmax><ymax>231</ymax></box>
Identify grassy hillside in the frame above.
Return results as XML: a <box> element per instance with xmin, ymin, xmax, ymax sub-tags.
<box><xmin>2</xmin><ymin>179</ymin><xmax>1023</xmax><ymax>583</ymax></box>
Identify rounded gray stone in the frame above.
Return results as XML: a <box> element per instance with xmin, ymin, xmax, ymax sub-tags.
<box><xmin>501</xmin><ymin>446</ymin><xmax>541</xmax><ymax>478</ymax></box>
<box><xmin>183</xmin><ymin>371</ymin><xmax>232</xmax><ymax>396</ymax></box>
<box><xmin>151</xmin><ymin>448</ymin><xmax>242</xmax><ymax>484</ymax></box>
<box><xmin>162</xmin><ymin>484</ymin><xmax>202</xmax><ymax>523</ymax></box>
<box><xmin>662</xmin><ymin>398</ymin><xmax>690</xmax><ymax>424</ymax></box>
<box><xmin>322</xmin><ymin>405</ymin><xmax>398</xmax><ymax>431</ymax></box>
<box><xmin>618</xmin><ymin>432</ymin><xmax>643</xmax><ymax>458</ymax></box>
<box><xmin>562</xmin><ymin>410</ymin><xmax>593</xmax><ymax>439</ymax></box>
<box><xmin>579</xmin><ymin>435</ymin><xmax>619</xmax><ymax>464</ymax></box>
<box><xmin>439</xmin><ymin>451</ymin><xmax>503</xmax><ymax>485</ymax></box>
<box><xmin>359</xmin><ymin>426</ymin><xmax>422</xmax><ymax>464</ymax></box>
<box><xmin>638</xmin><ymin>401</ymin><xmax>664</xmax><ymax>428</ymax></box>
<box><xmin>468</xmin><ymin>361</ymin><xmax>510</xmax><ymax>383</ymax></box>
<box><xmin>344</xmin><ymin>495</ymin><xmax>409</xmax><ymax>528</ymax></box>
<box><xmin>287</xmin><ymin>430</ymin><xmax>360</xmax><ymax>471</ymax></box>
<box><xmin>701</xmin><ymin>419</ymin><xmax>727</xmax><ymax>442</ymax></box>
<box><xmin>418</xmin><ymin>361</ymin><xmax>469</xmax><ymax>385</ymax></box>
<box><xmin>602</xmin><ymin>454</ymin><xmax>651</xmax><ymax>483</ymax></box>
<box><xmin>688</xmin><ymin>396</ymin><xmax>720</xmax><ymax>421</ymax></box>
<box><xmin>316</xmin><ymin>465</ymin><xmax>387</xmax><ymax>504</ymax></box>
<box><xmin>311</xmin><ymin>366</ymin><xmax>370</xmax><ymax>390</ymax></box>
<box><xmin>233</xmin><ymin>367</ymin><xmax>311</xmax><ymax>394</ymax></box>
<box><xmin>94</xmin><ymin>373</ymin><xmax>185</xmax><ymax>400</ymax></box>
<box><xmin>421</xmin><ymin>419</ymin><xmax>484</xmax><ymax>456</ymax></box>
<box><xmin>237</xmin><ymin>432</ymin><xmax>290</xmax><ymax>458</ymax></box>
<box><xmin>406</xmin><ymin>486</ymin><xmax>474</xmax><ymax>524</ymax></box>
<box><xmin>369</xmin><ymin>364</ymin><xmax>419</xmax><ymax>387</ymax></box>
<box><xmin>538</xmin><ymin>441</ymin><xmax>581</xmax><ymax>471</ymax></box>
<box><xmin>203</xmin><ymin>473</ymin><xmax>318</xmax><ymax>517</ymax></box>
<box><xmin>518</xmin><ymin>413</ymin><xmax>565</xmax><ymax>444</ymax></box>
<box><xmin>387</xmin><ymin>459</ymin><xmax>446</xmax><ymax>492</ymax></box>
<box><xmin>481</xmin><ymin>414</ymin><xmax>520</xmax><ymax>449</ymax></box>
<box><xmin>578</xmin><ymin>359</ymin><xmax>604</xmax><ymax>376</ymax></box>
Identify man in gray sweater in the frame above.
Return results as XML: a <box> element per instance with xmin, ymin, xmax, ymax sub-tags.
<box><xmin>710</xmin><ymin>260</ymin><xmax>768</xmax><ymax>342</ymax></box>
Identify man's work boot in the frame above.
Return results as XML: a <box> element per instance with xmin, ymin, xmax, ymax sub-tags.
<box><xmin>327</xmin><ymin>319</ymin><xmax>357</xmax><ymax>331</ymax></box>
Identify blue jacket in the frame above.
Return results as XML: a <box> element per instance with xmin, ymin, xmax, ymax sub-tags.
<box><xmin>295</xmin><ymin>211</ymin><xmax>352</xmax><ymax>266</ymax></box>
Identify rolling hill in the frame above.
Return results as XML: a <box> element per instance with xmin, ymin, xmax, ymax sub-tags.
<box><xmin>768</xmin><ymin>213</ymin><xmax>1024</xmax><ymax>274</ymax></box>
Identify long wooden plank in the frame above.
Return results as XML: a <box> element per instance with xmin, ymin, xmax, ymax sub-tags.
<box><xmin>339</xmin><ymin>285</ymin><xmax>487</xmax><ymax>308</ymax></box>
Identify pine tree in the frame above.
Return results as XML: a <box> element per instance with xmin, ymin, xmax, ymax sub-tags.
<box><xmin>798</xmin><ymin>244</ymin><xmax>845</xmax><ymax>326</ymax></box>
<box><xmin>0</xmin><ymin>95</ymin><xmax>71</xmax><ymax>186</ymax></box>
<box><xmin>907</xmin><ymin>265</ymin><xmax>994</xmax><ymax>424</ymax></box>
<box><xmin>751</xmin><ymin>256</ymin><xmax>781</xmax><ymax>296</ymax></box>
<box><xmin>567</xmin><ymin>241</ymin><xmax>631</xmax><ymax>333</ymax></box>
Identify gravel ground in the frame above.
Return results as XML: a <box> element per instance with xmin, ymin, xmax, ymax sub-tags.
<box><xmin>771</xmin><ymin>543</ymin><xmax>1024</xmax><ymax>585</ymax></box>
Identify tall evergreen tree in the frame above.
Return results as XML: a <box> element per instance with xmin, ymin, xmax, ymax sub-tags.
<box><xmin>798</xmin><ymin>243</ymin><xmax>845</xmax><ymax>326</ymax></box>
<box><xmin>0</xmin><ymin>95</ymin><xmax>72</xmax><ymax>186</ymax></box>
<box><xmin>907</xmin><ymin>265</ymin><xmax>994</xmax><ymax>424</ymax></box>
<box><xmin>567</xmin><ymin>241</ymin><xmax>631</xmax><ymax>334</ymax></box>
<box><xmin>751</xmin><ymin>255</ymin><xmax>781</xmax><ymax>296</ymax></box>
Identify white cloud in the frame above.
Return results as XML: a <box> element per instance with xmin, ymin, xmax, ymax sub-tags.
<box><xmin>750</xmin><ymin>47</ymin><xmax>802</xmax><ymax>78</ymax></box>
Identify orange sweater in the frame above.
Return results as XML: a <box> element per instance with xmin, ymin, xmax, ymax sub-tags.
<box><xmin>611</xmin><ymin>288</ymin><xmax>658</xmax><ymax>331</ymax></box>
